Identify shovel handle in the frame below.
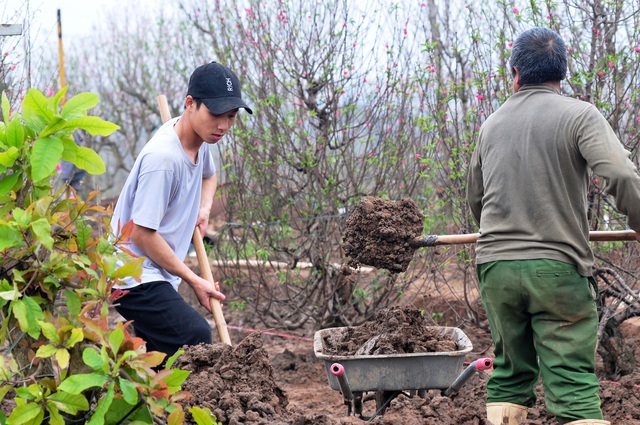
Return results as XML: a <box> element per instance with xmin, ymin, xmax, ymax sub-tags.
<box><xmin>412</xmin><ymin>230</ymin><xmax>637</xmax><ymax>247</ymax></box>
<box><xmin>193</xmin><ymin>228</ymin><xmax>231</xmax><ymax>345</ymax></box>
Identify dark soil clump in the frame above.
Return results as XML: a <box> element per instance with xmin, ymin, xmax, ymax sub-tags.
<box><xmin>321</xmin><ymin>306</ymin><xmax>458</xmax><ymax>356</ymax></box>
<box><xmin>342</xmin><ymin>196</ymin><xmax>424</xmax><ymax>273</ymax></box>
<box><xmin>175</xmin><ymin>332</ymin><xmax>293</xmax><ymax>424</ymax></box>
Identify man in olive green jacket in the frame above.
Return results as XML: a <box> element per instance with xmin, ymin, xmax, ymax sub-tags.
<box><xmin>467</xmin><ymin>27</ymin><xmax>640</xmax><ymax>425</ymax></box>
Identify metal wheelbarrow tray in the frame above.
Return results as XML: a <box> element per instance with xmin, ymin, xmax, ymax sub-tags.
<box><xmin>314</xmin><ymin>325</ymin><xmax>473</xmax><ymax>392</ymax></box>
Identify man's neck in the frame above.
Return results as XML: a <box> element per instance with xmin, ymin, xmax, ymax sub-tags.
<box><xmin>174</xmin><ymin>115</ymin><xmax>203</xmax><ymax>163</ymax></box>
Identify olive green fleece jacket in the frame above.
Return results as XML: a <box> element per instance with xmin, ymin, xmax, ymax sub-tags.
<box><xmin>467</xmin><ymin>84</ymin><xmax>640</xmax><ymax>276</ymax></box>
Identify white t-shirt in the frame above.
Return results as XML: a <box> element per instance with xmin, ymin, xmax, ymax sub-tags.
<box><xmin>112</xmin><ymin>117</ymin><xmax>215</xmax><ymax>290</ymax></box>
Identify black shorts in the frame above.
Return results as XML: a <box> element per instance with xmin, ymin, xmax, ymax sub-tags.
<box><xmin>113</xmin><ymin>281</ymin><xmax>212</xmax><ymax>359</ymax></box>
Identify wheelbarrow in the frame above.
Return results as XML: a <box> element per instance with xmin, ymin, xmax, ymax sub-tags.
<box><xmin>313</xmin><ymin>326</ymin><xmax>492</xmax><ymax>419</ymax></box>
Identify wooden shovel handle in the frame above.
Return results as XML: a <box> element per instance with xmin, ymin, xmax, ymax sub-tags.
<box><xmin>412</xmin><ymin>230</ymin><xmax>637</xmax><ymax>247</ymax></box>
<box><xmin>193</xmin><ymin>228</ymin><xmax>231</xmax><ymax>345</ymax></box>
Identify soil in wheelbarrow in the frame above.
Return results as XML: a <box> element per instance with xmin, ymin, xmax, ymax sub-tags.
<box><xmin>173</xmin><ymin>305</ymin><xmax>640</xmax><ymax>425</ymax></box>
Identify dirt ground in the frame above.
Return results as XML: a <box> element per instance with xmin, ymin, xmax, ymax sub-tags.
<box><xmin>173</xmin><ymin>196</ymin><xmax>640</xmax><ymax>425</ymax></box>
<box><xmin>174</xmin><ymin>303</ymin><xmax>640</xmax><ymax>425</ymax></box>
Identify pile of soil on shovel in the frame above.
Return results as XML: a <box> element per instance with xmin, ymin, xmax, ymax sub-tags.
<box><xmin>342</xmin><ymin>196</ymin><xmax>424</xmax><ymax>273</ymax></box>
<box><xmin>320</xmin><ymin>306</ymin><xmax>458</xmax><ymax>356</ymax></box>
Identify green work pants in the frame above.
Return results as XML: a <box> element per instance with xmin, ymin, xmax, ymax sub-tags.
<box><xmin>477</xmin><ymin>259</ymin><xmax>603</xmax><ymax>424</ymax></box>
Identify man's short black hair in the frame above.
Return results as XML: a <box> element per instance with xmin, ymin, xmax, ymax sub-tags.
<box><xmin>510</xmin><ymin>27</ymin><xmax>567</xmax><ymax>85</ymax></box>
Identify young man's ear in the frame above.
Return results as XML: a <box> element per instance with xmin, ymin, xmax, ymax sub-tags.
<box><xmin>185</xmin><ymin>95</ymin><xmax>195</xmax><ymax>111</ymax></box>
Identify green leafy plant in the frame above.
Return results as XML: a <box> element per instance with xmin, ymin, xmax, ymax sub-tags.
<box><xmin>0</xmin><ymin>88</ymin><xmax>218</xmax><ymax>424</ymax></box>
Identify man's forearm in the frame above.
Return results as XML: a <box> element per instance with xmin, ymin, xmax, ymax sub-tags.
<box><xmin>131</xmin><ymin>224</ymin><xmax>199</xmax><ymax>283</ymax></box>
<box><xmin>201</xmin><ymin>174</ymin><xmax>217</xmax><ymax>212</ymax></box>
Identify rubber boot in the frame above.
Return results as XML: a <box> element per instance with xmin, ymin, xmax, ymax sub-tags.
<box><xmin>564</xmin><ymin>421</ymin><xmax>610</xmax><ymax>425</ymax></box>
<box><xmin>486</xmin><ymin>402</ymin><xmax>528</xmax><ymax>425</ymax></box>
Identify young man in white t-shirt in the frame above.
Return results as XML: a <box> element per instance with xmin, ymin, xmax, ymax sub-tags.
<box><xmin>111</xmin><ymin>62</ymin><xmax>252</xmax><ymax>359</ymax></box>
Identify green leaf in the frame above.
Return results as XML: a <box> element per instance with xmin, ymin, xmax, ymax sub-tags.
<box><xmin>65</xmin><ymin>116</ymin><xmax>119</xmax><ymax>137</ymax></box>
<box><xmin>87</xmin><ymin>382</ymin><xmax>115</xmax><ymax>425</ymax></box>
<box><xmin>11</xmin><ymin>297</ymin><xmax>44</xmax><ymax>339</ymax></box>
<box><xmin>118</xmin><ymin>377</ymin><xmax>139</xmax><ymax>405</ymax></box>
<box><xmin>163</xmin><ymin>369</ymin><xmax>190</xmax><ymax>389</ymax></box>
<box><xmin>45</xmin><ymin>404</ymin><xmax>65</xmax><ymax>425</ymax></box>
<box><xmin>115</xmin><ymin>257</ymin><xmax>144</xmax><ymax>279</ymax></box>
<box><xmin>66</xmin><ymin>328</ymin><xmax>84</xmax><ymax>348</ymax></box>
<box><xmin>57</xmin><ymin>373</ymin><xmax>108</xmax><ymax>395</ymax></box>
<box><xmin>0</xmin><ymin>172</ymin><xmax>20</xmax><ymax>196</ymax></box>
<box><xmin>61</xmin><ymin>93</ymin><xmax>99</xmax><ymax>119</ymax></box>
<box><xmin>165</xmin><ymin>349</ymin><xmax>184</xmax><ymax>369</ymax></box>
<box><xmin>60</xmin><ymin>135</ymin><xmax>79</xmax><ymax>162</ymax></box>
<box><xmin>75</xmin><ymin>146</ymin><xmax>105</xmax><ymax>175</ymax></box>
<box><xmin>31</xmin><ymin>136</ymin><xmax>64</xmax><ymax>182</ymax></box>
<box><xmin>39</xmin><ymin>117</ymin><xmax>68</xmax><ymax>138</ymax></box>
<box><xmin>0</xmin><ymin>223</ymin><xmax>23</xmax><ymax>251</ymax></box>
<box><xmin>108</xmin><ymin>328</ymin><xmax>125</xmax><ymax>354</ymax></box>
<box><xmin>0</xmin><ymin>146</ymin><xmax>19</xmax><ymax>167</ymax></box>
<box><xmin>0</xmin><ymin>285</ymin><xmax>19</xmax><ymax>301</ymax></box>
<box><xmin>31</xmin><ymin>218</ymin><xmax>54</xmax><ymax>250</ymax></box>
<box><xmin>12</xmin><ymin>208</ymin><xmax>30</xmax><ymax>226</ymax></box>
<box><xmin>1</xmin><ymin>91</ymin><xmax>9</xmax><ymax>124</ymax></box>
<box><xmin>6</xmin><ymin>402</ymin><xmax>44</xmax><ymax>425</ymax></box>
<box><xmin>35</xmin><ymin>344</ymin><xmax>58</xmax><ymax>358</ymax></box>
<box><xmin>56</xmin><ymin>348</ymin><xmax>71</xmax><ymax>369</ymax></box>
<box><xmin>64</xmin><ymin>290</ymin><xmax>81</xmax><ymax>317</ymax></box>
<box><xmin>47</xmin><ymin>390</ymin><xmax>89</xmax><ymax>414</ymax></box>
<box><xmin>5</xmin><ymin>118</ymin><xmax>25</xmax><ymax>148</ymax></box>
<box><xmin>82</xmin><ymin>347</ymin><xmax>104</xmax><ymax>371</ymax></box>
<box><xmin>77</xmin><ymin>220</ymin><xmax>92</xmax><ymax>251</ymax></box>
<box><xmin>189</xmin><ymin>406</ymin><xmax>216</xmax><ymax>425</ymax></box>
<box><xmin>22</xmin><ymin>89</ymin><xmax>52</xmax><ymax>133</ymax></box>
<box><xmin>40</xmin><ymin>321</ymin><xmax>60</xmax><ymax>343</ymax></box>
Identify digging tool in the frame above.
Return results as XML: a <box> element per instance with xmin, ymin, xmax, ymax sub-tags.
<box><xmin>156</xmin><ymin>94</ymin><xmax>232</xmax><ymax>346</ymax></box>
<box><xmin>342</xmin><ymin>196</ymin><xmax>639</xmax><ymax>273</ymax></box>
<box><xmin>410</xmin><ymin>230</ymin><xmax>638</xmax><ymax>247</ymax></box>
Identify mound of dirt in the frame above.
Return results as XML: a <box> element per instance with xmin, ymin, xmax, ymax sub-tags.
<box><xmin>342</xmin><ymin>197</ymin><xmax>424</xmax><ymax>273</ymax></box>
<box><xmin>175</xmin><ymin>332</ymin><xmax>293</xmax><ymax>424</ymax></box>
<box><xmin>320</xmin><ymin>306</ymin><xmax>458</xmax><ymax>356</ymax></box>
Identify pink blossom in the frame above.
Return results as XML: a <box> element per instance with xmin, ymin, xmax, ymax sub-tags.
<box><xmin>297</xmin><ymin>120</ymin><xmax>302</xmax><ymax>125</ymax></box>
<box><xmin>56</xmin><ymin>164</ymin><xmax>62</xmax><ymax>172</ymax></box>
<box><xmin>609</xmin><ymin>61</ymin><xmax>614</xmax><ymax>68</ymax></box>
<box><xmin>598</xmin><ymin>71</ymin><xmax>604</xmax><ymax>77</ymax></box>
<box><xmin>508</xmin><ymin>41</ymin><xmax>513</xmax><ymax>48</ymax></box>
<box><xmin>636</xmin><ymin>117</ymin><xmax>640</xmax><ymax>122</ymax></box>
<box><xmin>476</xmin><ymin>94</ymin><xmax>484</xmax><ymax>101</ymax></box>
<box><xmin>513</xmin><ymin>7</ymin><xmax>520</xmax><ymax>14</ymax></box>
<box><xmin>46</xmin><ymin>89</ymin><xmax>55</xmax><ymax>97</ymax></box>
<box><xmin>10</xmin><ymin>64</ymin><xmax>16</xmax><ymax>71</ymax></box>
<box><xmin>635</xmin><ymin>47</ymin><xmax>639</xmax><ymax>52</ymax></box>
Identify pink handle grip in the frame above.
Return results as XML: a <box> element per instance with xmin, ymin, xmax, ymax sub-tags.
<box><xmin>474</xmin><ymin>357</ymin><xmax>493</xmax><ymax>371</ymax></box>
<box><xmin>331</xmin><ymin>363</ymin><xmax>345</xmax><ymax>377</ymax></box>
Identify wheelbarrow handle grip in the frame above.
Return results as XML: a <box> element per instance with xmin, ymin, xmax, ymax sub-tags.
<box><xmin>443</xmin><ymin>357</ymin><xmax>494</xmax><ymax>397</ymax></box>
<box><xmin>474</xmin><ymin>357</ymin><xmax>493</xmax><ymax>371</ymax></box>
<box><xmin>330</xmin><ymin>363</ymin><xmax>354</xmax><ymax>402</ymax></box>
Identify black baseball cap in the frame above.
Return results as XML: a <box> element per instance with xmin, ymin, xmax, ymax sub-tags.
<box><xmin>187</xmin><ymin>62</ymin><xmax>253</xmax><ymax>115</ymax></box>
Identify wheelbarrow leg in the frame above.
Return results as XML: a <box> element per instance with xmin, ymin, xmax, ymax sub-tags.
<box><xmin>375</xmin><ymin>390</ymin><xmax>401</xmax><ymax>416</ymax></box>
